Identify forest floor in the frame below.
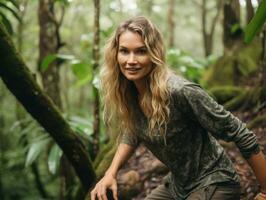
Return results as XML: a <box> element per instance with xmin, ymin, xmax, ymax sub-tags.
<box><xmin>117</xmin><ymin>108</ymin><xmax>266</xmax><ymax>200</ymax></box>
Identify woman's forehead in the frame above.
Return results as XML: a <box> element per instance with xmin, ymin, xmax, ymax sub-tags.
<box><xmin>118</xmin><ymin>31</ymin><xmax>145</xmax><ymax>47</ymax></box>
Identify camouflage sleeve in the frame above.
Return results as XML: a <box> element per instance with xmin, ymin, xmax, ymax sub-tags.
<box><xmin>120</xmin><ymin>133</ymin><xmax>139</xmax><ymax>147</ymax></box>
<box><xmin>179</xmin><ymin>83</ymin><xmax>260</xmax><ymax>159</ymax></box>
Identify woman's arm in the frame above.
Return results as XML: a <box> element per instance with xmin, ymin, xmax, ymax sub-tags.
<box><xmin>247</xmin><ymin>151</ymin><xmax>266</xmax><ymax>199</ymax></box>
<box><xmin>105</xmin><ymin>143</ymin><xmax>136</xmax><ymax>177</ymax></box>
<box><xmin>91</xmin><ymin>143</ymin><xmax>135</xmax><ymax>200</ymax></box>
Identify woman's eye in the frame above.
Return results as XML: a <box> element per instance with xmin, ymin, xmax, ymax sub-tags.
<box><xmin>119</xmin><ymin>49</ymin><xmax>128</xmax><ymax>54</ymax></box>
<box><xmin>137</xmin><ymin>49</ymin><xmax>147</xmax><ymax>55</ymax></box>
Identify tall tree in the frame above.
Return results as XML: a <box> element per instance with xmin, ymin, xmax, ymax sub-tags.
<box><xmin>260</xmin><ymin>27</ymin><xmax>266</xmax><ymax>105</ymax></box>
<box><xmin>91</xmin><ymin>0</ymin><xmax>100</xmax><ymax>160</ymax></box>
<box><xmin>38</xmin><ymin>0</ymin><xmax>64</xmax><ymax>108</ymax></box>
<box><xmin>223</xmin><ymin>0</ymin><xmax>242</xmax><ymax>50</ymax></box>
<box><xmin>0</xmin><ymin>23</ymin><xmax>96</xmax><ymax>195</ymax></box>
<box><xmin>15</xmin><ymin>2</ymin><xmax>49</xmax><ymax>198</ymax></box>
<box><xmin>201</xmin><ymin>0</ymin><xmax>223</xmax><ymax>56</ymax></box>
<box><xmin>38</xmin><ymin>2</ymin><xmax>75</xmax><ymax>199</ymax></box>
<box><xmin>0</xmin><ymin>82</ymin><xmax>5</xmax><ymax>200</ymax></box>
<box><xmin>168</xmin><ymin>0</ymin><xmax>175</xmax><ymax>48</ymax></box>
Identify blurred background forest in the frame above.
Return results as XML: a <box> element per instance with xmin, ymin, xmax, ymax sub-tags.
<box><xmin>0</xmin><ymin>0</ymin><xmax>266</xmax><ymax>199</ymax></box>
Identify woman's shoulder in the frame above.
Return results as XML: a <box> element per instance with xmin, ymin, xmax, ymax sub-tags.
<box><xmin>167</xmin><ymin>73</ymin><xmax>199</xmax><ymax>94</ymax></box>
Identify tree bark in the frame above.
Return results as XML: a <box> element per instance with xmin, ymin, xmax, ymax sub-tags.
<box><xmin>0</xmin><ymin>24</ymin><xmax>96</xmax><ymax>192</ymax></box>
<box><xmin>91</xmin><ymin>0</ymin><xmax>100</xmax><ymax>160</ymax></box>
<box><xmin>0</xmin><ymin>83</ymin><xmax>5</xmax><ymax>200</ymax></box>
<box><xmin>201</xmin><ymin>0</ymin><xmax>223</xmax><ymax>57</ymax></box>
<box><xmin>168</xmin><ymin>0</ymin><xmax>175</xmax><ymax>48</ymax></box>
<box><xmin>16</xmin><ymin>2</ymin><xmax>49</xmax><ymax>196</ymax></box>
<box><xmin>38</xmin><ymin>0</ymin><xmax>63</xmax><ymax>108</ymax></box>
<box><xmin>246</xmin><ymin>0</ymin><xmax>254</xmax><ymax>24</ymax></box>
<box><xmin>223</xmin><ymin>0</ymin><xmax>242</xmax><ymax>50</ymax></box>
<box><xmin>260</xmin><ymin>27</ymin><xmax>266</xmax><ymax>103</ymax></box>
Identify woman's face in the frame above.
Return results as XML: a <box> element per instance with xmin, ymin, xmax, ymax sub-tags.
<box><xmin>117</xmin><ymin>31</ymin><xmax>153</xmax><ymax>84</ymax></box>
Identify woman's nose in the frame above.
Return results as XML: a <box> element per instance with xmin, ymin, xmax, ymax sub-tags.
<box><xmin>127</xmin><ymin>53</ymin><xmax>137</xmax><ymax>64</ymax></box>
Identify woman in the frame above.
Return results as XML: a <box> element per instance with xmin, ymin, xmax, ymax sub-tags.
<box><xmin>90</xmin><ymin>16</ymin><xmax>266</xmax><ymax>200</ymax></box>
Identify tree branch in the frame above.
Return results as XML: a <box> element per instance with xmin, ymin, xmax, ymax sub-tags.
<box><xmin>0</xmin><ymin>24</ymin><xmax>96</xmax><ymax>192</ymax></box>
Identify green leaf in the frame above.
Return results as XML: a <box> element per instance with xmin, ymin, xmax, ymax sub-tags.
<box><xmin>0</xmin><ymin>12</ymin><xmax>13</xmax><ymax>35</ymax></box>
<box><xmin>71</xmin><ymin>62</ymin><xmax>93</xmax><ymax>86</ymax></box>
<box><xmin>69</xmin><ymin>116</ymin><xmax>93</xmax><ymax>137</ymax></box>
<box><xmin>25</xmin><ymin>135</ymin><xmax>51</xmax><ymax>167</ymax></box>
<box><xmin>48</xmin><ymin>144</ymin><xmax>62</xmax><ymax>174</ymax></box>
<box><xmin>0</xmin><ymin>2</ymin><xmax>21</xmax><ymax>22</ymax></box>
<box><xmin>231</xmin><ymin>23</ymin><xmax>241</xmax><ymax>34</ymax></box>
<box><xmin>245</xmin><ymin>0</ymin><xmax>266</xmax><ymax>43</ymax></box>
<box><xmin>56</xmin><ymin>54</ymin><xmax>75</xmax><ymax>60</ymax></box>
<box><xmin>92</xmin><ymin>74</ymin><xmax>100</xmax><ymax>89</ymax></box>
<box><xmin>40</xmin><ymin>54</ymin><xmax>57</xmax><ymax>72</ymax></box>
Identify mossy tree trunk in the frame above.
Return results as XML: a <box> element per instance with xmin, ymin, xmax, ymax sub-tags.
<box><xmin>223</xmin><ymin>0</ymin><xmax>241</xmax><ymax>50</ymax></box>
<box><xmin>38</xmin><ymin>0</ymin><xmax>63</xmax><ymax>108</ymax></box>
<box><xmin>0</xmin><ymin>24</ymin><xmax>96</xmax><ymax>193</ymax></box>
<box><xmin>38</xmin><ymin>2</ymin><xmax>74</xmax><ymax>199</ymax></box>
<box><xmin>260</xmin><ymin>28</ymin><xmax>266</xmax><ymax>104</ymax></box>
<box><xmin>91</xmin><ymin>0</ymin><xmax>101</xmax><ymax>160</ymax></box>
<box><xmin>0</xmin><ymin>82</ymin><xmax>5</xmax><ymax>200</ymax></box>
<box><xmin>16</xmin><ymin>2</ymin><xmax>49</xmax><ymax>197</ymax></box>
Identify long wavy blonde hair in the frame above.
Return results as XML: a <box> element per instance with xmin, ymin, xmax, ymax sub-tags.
<box><xmin>101</xmin><ymin>16</ymin><xmax>171</xmax><ymax>140</ymax></box>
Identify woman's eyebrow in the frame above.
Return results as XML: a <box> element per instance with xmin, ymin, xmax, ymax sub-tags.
<box><xmin>119</xmin><ymin>45</ymin><xmax>147</xmax><ymax>49</ymax></box>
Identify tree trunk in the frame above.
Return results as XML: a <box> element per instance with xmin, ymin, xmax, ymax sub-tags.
<box><xmin>201</xmin><ymin>0</ymin><xmax>209</xmax><ymax>56</ymax></box>
<box><xmin>246</xmin><ymin>0</ymin><xmax>254</xmax><ymax>24</ymax></box>
<box><xmin>91</xmin><ymin>0</ymin><xmax>100</xmax><ymax>160</ymax></box>
<box><xmin>223</xmin><ymin>0</ymin><xmax>242</xmax><ymax>50</ymax></box>
<box><xmin>16</xmin><ymin>3</ymin><xmax>49</xmax><ymax>197</ymax></box>
<box><xmin>0</xmin><ymin>24</ymin><xmax>96</xmax><ymax>192</ymax></box>
<box><xmin>260</xmin><ymin>28</ymin><xmax>266</xmax><ymax>103</ymax></box>
<box><xmin>38</xmin><ymin>0</ymin><xmax>62</xmax><ymax>108</ymax></box>
<box><xmin>201</xmin><ymin>0</ymin><xmax>223</xmax><ymax>57</ymax></box>
<box><xmin>0</xmin><ymin>83</ymin><xmax>5</xmax><ymax>200</ymax></box>
<box><xmin>17</xmin><ymin>0</ymin><xmax>28</xmax><ymax>53</ymax></box>
<box><xmin>168</xmin><ymin>0</ymin><xmax>175</xmax><ymax>48</ymax></box>
<box><xmin>38</xmin><ymin>2</ymin><xmax>72</xmax><ymax>198</ymax></box>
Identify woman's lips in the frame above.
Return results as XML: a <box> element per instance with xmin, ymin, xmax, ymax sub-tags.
<box><xmin>126</xmin><ymin>68</ymin><xmax>141</xmax><ymax>71</ymax></box>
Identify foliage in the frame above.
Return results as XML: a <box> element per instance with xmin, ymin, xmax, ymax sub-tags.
<box><xmin>1</xmin><ymin>0</ymin><xmax>265</xmax><ymax>199</ymax></box>
<box><xmin>166</xmin><ymin>48</ymin><xmax>216</xmax><ymax>83</ymax></box>
<box><xmin>41</xmin><ymin>53</ymin><xmax>93</xmax><ymax>87</ymax></box>
<box><xmin>0</xmin><ymin>0</ymin><xmax>20</xmax><ymax>34</ymax></box>
<box><xmin>245</xmin><ymin>0</ymin><xmax>266</xmax><ymax>43</ymax></box>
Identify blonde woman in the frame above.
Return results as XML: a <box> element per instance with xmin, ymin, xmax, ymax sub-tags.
<box><xmin>90</xmin><ymin>16</ymin><xmax>266</xmax><ymax>200</ymax></box>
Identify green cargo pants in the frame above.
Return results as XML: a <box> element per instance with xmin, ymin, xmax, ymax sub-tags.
<box><xmin>144</xmin><ymin>183</ymin><xmax>241</xmax><ymax>200</ymax></box>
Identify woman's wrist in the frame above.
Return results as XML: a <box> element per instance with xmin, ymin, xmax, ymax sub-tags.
<box><xmin>261</xmin><ymin>190</ymin><xmax>266</xmax><ymax>195</ymax></box>
<box><xmin>105</xmin><ymin>169</ymin><xmax>117</xmax><ymax>178</ymax></box>
<box><xmin>258</xmin><ymin>192</ymin><xmax>266</xmax><ymax>199</ymax></box>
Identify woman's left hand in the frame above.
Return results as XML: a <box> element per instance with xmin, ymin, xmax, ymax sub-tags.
<box><xmin>255</xmin><ymin>192</ymin><xmax>266</xmax><ymax>200</ymax></box>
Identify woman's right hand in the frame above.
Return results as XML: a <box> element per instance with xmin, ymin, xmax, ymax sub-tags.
<box><xmin>90</xmin><ymin>173</ymin><xmax>118</xmax><ymax>200</ymax></box>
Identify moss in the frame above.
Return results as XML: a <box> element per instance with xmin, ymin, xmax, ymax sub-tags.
<box><xmin>93</xmin><ymin>137</ymin><xmax>116</xmax><ymax>169</ymax></box>
<box><xmin>95</xmin><ymin>144</ymin><xmax>117</xmax><ymax>178</ymax></box>
<box><xmin>248</xmin><ymin>114</ymin><xmax>266</xmax><ymax>129</ymax></box>
<box><xmin>224</xmin><ymin>91</ymin><xmax>249</xmax><ymax>111</ymax></box>
<box><xmin>203</xmin><ymin>55</ymin><xmax>235</xmax><ymax>88</ymax></box>
<box><xmin>209</xmin><ymin>86</ymin><xmax>245</xmax><ymax>104</ymax></box>
<box><xmin>224</xmin><ymin>87</ymin><xmax>262</xmax><ymax>111</ymax></box>
<box><xmin>202</xmin><ymin>40</ymin><xmax>261</xmax><ymax>89</ymax></box>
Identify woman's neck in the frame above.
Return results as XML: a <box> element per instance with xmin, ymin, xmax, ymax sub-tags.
<box><xmin>134</xmin><ymin>79</ymin><xmax>147</xmax><ymax>98</ymax></box>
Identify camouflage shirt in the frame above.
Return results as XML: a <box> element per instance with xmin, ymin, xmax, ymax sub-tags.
<box><xmin>121</xmin><ymin>74</ymin><xmax>260</xmax><ymax>199</ymax></box>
